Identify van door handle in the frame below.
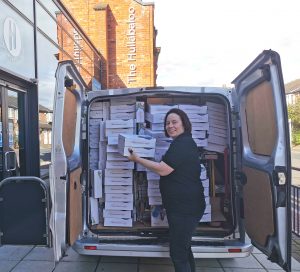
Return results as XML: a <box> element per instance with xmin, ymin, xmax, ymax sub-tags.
<box><xmin>4</xmin><ymin>151</ymin><xmax>17</xmax><ymax>171</ymax></box>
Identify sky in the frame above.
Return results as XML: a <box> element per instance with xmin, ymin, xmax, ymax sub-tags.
<box><xmin>151</xmin><ymin>0</ymin><xmax>300</xmax><ymax>87</ymax></box>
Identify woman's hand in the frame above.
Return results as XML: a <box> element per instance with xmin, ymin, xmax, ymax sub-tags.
<box><xmin>127</xmin><ymin>148</ymin><xmax>140</xmax><ymax>162</ymax></box>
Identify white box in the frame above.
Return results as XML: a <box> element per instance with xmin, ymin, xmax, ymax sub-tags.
<box><xmin>104</xmin><ymin>177</ymin><xmax>133</xmax><ymax>186</ymax></box>
<box><xmin>188</xmin><ymin>113</ymin><xmax>208</xmax><ymax>123</ymax></box>
<box><xmin>148</xmin><ymin>196</ymin><xmax>162</xmax><ymax>205</ymax></box>
<box><xmin>92</xmin><ymin>170</ymin><xmax>103</xmax><ymax>198</ymax></box>
<box><xmin>204</xmin><ymin>143</ymin><xmax>226</xmax><ymax>153</ymax></box>
<box><xmin>89</xmin><ymin>118</ymin><xmax>102</xmax><ymax>126</ymax></box>
<box><xmin>105</xmin><ymin>201</ymin><xmax>133</xmax><ymax>210</ymax></box>
<box><xmin>105</xmin><ymin>185</ymin><xmax>133</xmax><ymax>194</ymax></box>
<box><xmin>208</xmin><ymin>126</ymin><xmax>227</xmax><ymax>138</ymax></box>
<box><xmin>103</xmin><ymin>209</ymin><xmax>132</xmax><ymax>219</ymax></box>
<box><xmin>136</xmin><ymin>163</ymin><xmax>147</xmax><ymax>171</ymax></box>
<box><xmin>104</xmin><ymin>217</ymin><xmax>133</xmax><ymax>227</ymax></box>
<box><xmin>90</xmin><ymin>110</ymin><xmax>103</xmax><ymax>119</ymax></box>
<box><xmin>208</xmin><ymin>118</ymin><xmax>227</xmax><ymax>129</ymax></box>
<box><xmin>208</xmin><ymin>134</ymin><xmax>227</xmax><ymax>145</ymax></box>
<box><xmin>90</xmin><ymin>197</ymin><xmax>100</xmax><ymax>225</ymax></box>
<box><xmin>107</xmin><ymin>152</ymin><xmax>128</xmax><ymax>161</ymax></box>
<box><xmin>151</xmin><ymin>206</ymin><xmax>168</xmax><ymax>227</ymax></box>
<box><xmin>192</xmin><ymin>122</ymin><xmax>209</xmax><ymax>130</ymax></box>
<box><xmin>120</xmin><ymin>146</ymin><xmax>156</xmax><ymax>158</ymax></box>
<box><xmin>148</xmin><ymin>104</ymin><xmax>178</xmax><ymax>114</ymax></box>
<box><xmin>105</xmin><ymin>160</ymin><xmax>135</xmax><ymax>169</ymax></box>
<box><xmin>147</xmin><ymin>188</ymin><xmax>161</xmax><ymax>197</ymax></box>
<box><xmin>154</xmin><ymin>147</ymin><xmax>167</xmax><ymax>161</ymax></box>
<box><xmin>105</xmin><ymin>127</ymin><xmax>135</xmax><ymax>137</ymax></box>
<box><xmin>105</xmin><ymin>119</ymin><xmax>135</xmax><ymax>129</ymax></box>
<box><xmin>200</xmin><ymin>165</ymin><xmax>207</xmax><ymax>180</ymax></box>
<box><xmin>107</xmin><ymin>136</ymin><xmax>118</xmax><ymax>145</ymax></box>
<box><xmin>118</xmin><ymin>134</ymin><xmax>156</xmax><ymax>149</ymax></box>
<box><xmin>107</xmin><ymin>145</ymin><xmax>118</xmax><ymax>153</ymax></box>
<box><xmin>207</xmin><ymin>110</ymin><xmax>226</xmax><ymax>121</ymax></box>
<box><xmin>110</xmin><ymin>104</ymin><xmax>136</xmax><ymax>113</ymax></box>
<box><xmin>192</xmin><ymin>130</ymin><xmax>206</xmax><ymax>139</ymax></box>
<box><xmin>144</xmin><ymin>128</ymin><xmax>168</xmax><ymax>139</ymax></box>
<box><xmin>156</xmin><ymin>139</ymin><xmax>172</xmax><ymax>148</ymax></box>
<box><xmin>178</xmin><ymin>104</ymin><xmax>207</xmax><ymax>114</ymax></box>
<box><xmin>148</xmin><ymin>179</ymin><xmax>159</xmax><ymax>189</ymax></box>
<box><xmin>194</xmin><ymin>138</ymin><xmax>208</xmax><ymax>147</ymax></box>
<box><xmin>105</xmin><ymin>193</ymin><xmax>133</xmax><ymax>202</ymax></box>
<box><xmin>145</xmin><ymin>112</ymin><xmax>165</xmax><ymax>123</ymax></box>
<box><xmin>146</xmin><ymin>171</ymin><xmax>160</xmax><ymax>180</ymax></box>
<box><xmin>204</xmin><ymin>204</ymin><xmax>212</xmax><ymax>213</ymax></box>
<box><xmin>111</xmin><ymin>112</ymin><xmax>135</xmax><ymax>120</ymax></box>
<box><xmin>203</xmin><ymin>186</ymin><xmax>209</xmax><ymax>196</ymax></box>
<box><xmin>149</xmin><ymin>123</ymin><xmax>164</xmax><ymax>131</ymax></box>
<box><xmin>105</xmin><ymin>169</ymin><xmax>133</xmax><ymax>178</ymax></box>
<box><xmin>206</xmin><ymin>102</ymin><xmax>226</xmax><ymax>113</ymax></box>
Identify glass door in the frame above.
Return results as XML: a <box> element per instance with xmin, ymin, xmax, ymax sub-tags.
<box><xmin>0</xmin><ymin>85</ymin><xmax>26</xmax><ymax>181</ymax></box>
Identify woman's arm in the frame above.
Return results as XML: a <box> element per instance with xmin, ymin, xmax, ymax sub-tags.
<box><xmin>127</xmin><ymin>149</ymin><xmax>174</xmax><ymax>176</ymax></box>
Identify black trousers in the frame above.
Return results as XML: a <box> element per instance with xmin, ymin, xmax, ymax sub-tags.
<box><xmin>167</xmin><ymin>213</ymin><xmax>202</xmax><ymax>272</ymax></box>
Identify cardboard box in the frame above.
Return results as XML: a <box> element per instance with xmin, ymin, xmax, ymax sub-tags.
<box><xmin>103</xmin><ymin>209</ymin><xmax>132</xmax><ymax>219</ymax></box>
<box><xmin>149</xmin><ymin>123</ymin><xmax>165</xmax><ymax>131</ymax></box>
<box><xmin>106</xmin><ymin>145</ymin><xmax>118</xmax><ymax>153</ymax></box>
<box><xmin>208</xmin><ymin>118</ymin><xmax>227</xmax><ymax>130</ymax></box>
<box><xmin>144</xmin><ymin>128</ymin><xmax>167</xmax><ymax>139</ymax></box>
<box><xmin>136</xmin><ymin>163</ymin><xmax>147</xmax><ymax>171</ymax></box>
<box><xmin>105</xmin><ymin>160</ymin><xmax>134</xmax><ymax>170</ymax></box>
<box><xmin>207</xmin><ymin>109</ymin><xmax>226</xmax><ymax>121</ymax></box>
<box><xmin>120</xmin><ymin>146</ymin><xmax>155</xmax><ymax>158</ymax></box>
<box><xmin>187</xmin><ymin>113</ymin><xmax>208</xmax><ymax>123</ymax></box>
<box><xmin>148</xmin><ymin>196</ymin><xmax>162</xmax><ymax>205</ymax></box>
<box><xmin>191</xmin><ymin>122</ymin><xmax>209</xmax><ymax>130</ymax></box>
<box><xmin>105</xmin><ymin>119</ymin><xmax>135</xmax><ymax>129</ymax></box>
<box><xmin>110</xmin><ymin>104</ymin><xmax>136</xmax><ymax>113</ymax></box>
<box><xmin>147</xmin><ymin>187</ymin><xmax>161</xmax><ymax>197</ymax></box>
<box><xmin>107</xmin><ymin>152</ymin><xmax>129</xmax><ymax>161</ymax></box>
<box><xmin>90</xmin><ymin>197</ymin><xmax>100</xmax><ymax>225</ymax></box>
<box><xmin>201</xmin><ymin>178</ymin><xmax>209</xmax><ymax>188</ymax></box>
<box><xmin>192</xmin><ymin>130</ymin><xmax>206</xmax><ymax>139</ymax></box>
<box><xmin>90</xmin><ymin>110</ymin><xmax>103</xmax><ymax>119</ymax></box>
<box><xmin>146</xmin><ymin>171</ymin><xmax>160</xmax><ymax>180</ymax></box>
<box><xmin>107</xmin><ymin>136</ymin><xmax>118</xmax><ymax>145</ymax></box>
<box><xmin>105</xmin><ymin>169</ymin><xmax>133</xmax><ymax>178</ymax></box>
<box><xmin>118</xmin><ymin>134</ymin><xmax>156</xmax><ymax>149</ymax></box>
<box><xmin>208</xmin><ymin>134</ymin><xmax>227</xmax><ymax>145</ymax></box>
<box><xmin>89</xmin><ymin>118</ymin><xmax>102</xmax><ymax>126</ymax></box>
<box><xmin>148</xmin><ymin>179</ymin><xmax>159</xmax><ymax>189</ymax></box>
<box><xmin>111</xmin><ymin>112</ymin><xmax>135</xmax><ymax>120</ymax></box>
<box><xmin>208</xmin><ymin>126</ymin><xmax>227</xmax><ymax>138</ymax></box>
<box><xmin>194</xmin><ymin>138</ymin><xmax>208</xmax><ymax>147</ymax></box>
<box><xmin>156</xmin><ymin>139</ymin><xmax>172</xmax><ymax>148</ymax></box>
<box><xmin>105</xmin><ymin>201</ymin><xmax>133</xmax><ymax>210</ymax></box>
<box><xmin>92</xmin><ymin>170</ymin><xmax>103</xmax><ymax>198</ymax></box>
<box><xmin>104</xmin><ymin>176</ymin><xmax>133</xmax><ymax>186</ymax></box>
<box><xmin>206</xmin><ymin>102</ymin><xmax>226</xmax><ymax>113</ymax></box>
<box><xmin>105</xmin><ymin>193</ymin><xmax>133</xmax><ymax>202</ymax></box>
<box><xmin>178</xmin><ymin>104</ymin><xmax>207</xmax><ymax>114</ymax></box>
<box><xmin>154</xmin><ymin>148</ymin><xmax>168</xmax><ymax>161</ymax></box>
<box><xmin>200</xmin><ymin>213</ymin><xmax>212</xmax><ymax>222</ymax></box>
<box><xmin>104</xmin><ymin>185</ymin><xmax>133</xmax><ymax>194</ymax></box>
<box><xmin>148</xmin><ymin>104</ymin><xmax>178</xmax><ymax>114</ymax></box>
<box><xmin>204</xmin><ymin>143</ymin><xmax>226</xmax><ymax>153</ymax></box>
<box><xmin>104</xmin><ymin>217</ymin><xmax>133</xmax><ymax>227</ymax></box>
<box><xmin>145</xmin><ymin>112</ymin><xmax>165</xmax><ymax>123</ymax></box>
<box><xmin>105</xmin><ymin>127</ymin><xmax>135</xmax><ymax>137</ymax></box>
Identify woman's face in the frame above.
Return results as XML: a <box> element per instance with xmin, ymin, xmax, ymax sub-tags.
<box><xmin>165</xmin><ymin>113</ymin><xmax>185</xmax><ymax>139</ymax></box>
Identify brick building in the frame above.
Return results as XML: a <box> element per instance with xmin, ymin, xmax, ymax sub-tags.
<box><xmin>61</xmin><ymin>0</ymin><xmax>160</xmax><ymax>89</ymax></box>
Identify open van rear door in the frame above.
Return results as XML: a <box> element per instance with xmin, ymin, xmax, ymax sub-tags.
<box><xmin>232</xmin><ymin>50</ymin><xmax>291</xmax><ymax>271</ymax></box>
<box><xmin>49</xmin><ymin>61</ymin><xmax>87</xmax><ymax>262</ymax></box>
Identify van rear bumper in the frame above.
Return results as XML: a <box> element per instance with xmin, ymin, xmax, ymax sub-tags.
<box><xmin>73</xmin><ymin>239</ymin><xmax>253</xmax><ymax>258</ymax></box>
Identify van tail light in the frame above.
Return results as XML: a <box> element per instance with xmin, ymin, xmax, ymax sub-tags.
<box><xmin>84</xmin><ymin>245</ymin><xmax>97</xmax><ymax>250</ymax></box>
<box><xmin>228</xmin><ymin>248</ymin><xmax>242</xmax><ymax>253</ymax></box>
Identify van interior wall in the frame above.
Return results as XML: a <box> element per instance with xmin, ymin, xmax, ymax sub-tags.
<box><xmin>87</xmin><ymin>94</ymin><xmax>234</xmax><ymax>237</ymax></box>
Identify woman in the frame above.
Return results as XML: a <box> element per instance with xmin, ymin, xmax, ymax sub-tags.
<box><xmin>128</xmin><ymin>108</ymin><xmax>206</xmax><ymax>272</ymax></box>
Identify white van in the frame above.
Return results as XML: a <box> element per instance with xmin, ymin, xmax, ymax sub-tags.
<box><xmin>49</xmin><ymin>50</ymin><xmax>291</xmax><ymax>271</ymax></box>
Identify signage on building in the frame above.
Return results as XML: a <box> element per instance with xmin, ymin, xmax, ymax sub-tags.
<box><xmin>127</xmin><ymin>7</ymin><xmax>137</xmax><ymax>84</ymax></box>
<box><xmin>73</xmin><ymin>29</ymin><xmax>83</xmax><ymax>64</ymax></box>
<box><xmin>3</xmin><ymin>17</ymin><xmax>21</xmax><ymax>57</ymax></box>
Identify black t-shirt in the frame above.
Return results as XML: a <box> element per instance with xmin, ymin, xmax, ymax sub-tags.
<box><xmin>160</xmin><ymin>132</ymin><xmax>206</xmax><ymax>216</ymax></box>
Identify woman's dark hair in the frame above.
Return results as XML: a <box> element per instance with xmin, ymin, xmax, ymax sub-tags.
<box><xmin>164</xmin><ymin>108</ymin><xmax>192</xmax><ymax>137</ymax></box>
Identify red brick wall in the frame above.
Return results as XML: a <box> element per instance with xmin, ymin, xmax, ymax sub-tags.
<box><xmin>61</xmin><ymin>0</ymin><xmax>158</xmax><ymax>89</ymax></box>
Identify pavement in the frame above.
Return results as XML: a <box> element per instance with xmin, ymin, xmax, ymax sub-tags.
<box><xmin>0</xmin><ymin>237</ymin><xmax>300</xmax><ymax>272</ymax></box>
